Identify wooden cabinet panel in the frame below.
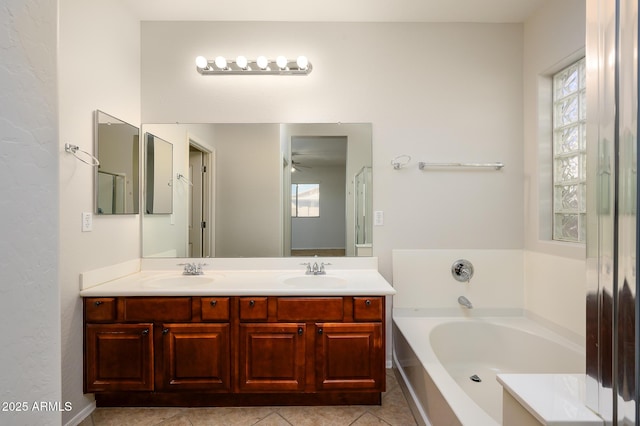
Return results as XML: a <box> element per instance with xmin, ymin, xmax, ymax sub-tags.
<box><xmin>123</xmin><ymin>297</ymin><xmax>192</xmax><ymax>321</ymax></box>
<box><xmin>276</xmin><ymin>297</ymin><xmax>344</xmax><ymax>321</ymax></box>
<box><xmin>353</xmin><ymin>297</ymin><xmax>383</xmax><ymax>321</ymax></box>
<box><xmin>161</xmin><ymin>323</ymin><xmax>230</xmax><ymax>391</ymax></box>
<box><xmin>315</xmin><ymin>323</ymin><xmax>384</xmax><ymax>391</ymax></box>
<box><xmin>201</xmin><ymin>297</ymin><xmax>230</xmax><ymax>321</ymax></box>
<box><xmin>85</xmin><ymin>323</ymin><xmax>154</xmax><ymax>392</ymax></box>
<box><xmin>84</xmin><ymin>294</ymin><xmax>386</xmax><ymax>405</ymax></box>
<box><xmin>239</xmin><ymin>323</ymin><xmax>306</xmax><ymax>392</ymax></box>
<box><xmin>239</xmin><ymin>297</ymin><xmax>268</xmax><ymax>321</ymax></box>
<box><xmin>85</xmin><ymin>298</ymin><xmax>117</xmax><ymax>322</ymax></box>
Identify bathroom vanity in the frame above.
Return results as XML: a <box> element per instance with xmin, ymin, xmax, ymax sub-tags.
<box><xmin>80</xmin><ymin>262</ymin><xmax>394</xmax><ymax>407</ymax></box>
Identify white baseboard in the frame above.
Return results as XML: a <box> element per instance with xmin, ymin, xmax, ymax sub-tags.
<box><xmin>64</xmin><ymin>401</ymin><xmax>95</xmax><ymax>426</ymax></box>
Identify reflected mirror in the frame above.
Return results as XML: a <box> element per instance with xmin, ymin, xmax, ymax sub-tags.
<box><xmin>145</xmin><ymin>133</ymin><xmax>173</xmax><ymax>214</ymax></box>
<box><xmin>95</xmin><ymin>110</ymin><xmax>140</xmax><ymax>214</ymax></box>
<box><xmin>141</xmin><ymin>123</ymin><xmax>372</xmax><ymax>258</ymax></box>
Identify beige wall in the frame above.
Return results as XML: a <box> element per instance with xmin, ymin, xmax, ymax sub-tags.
<box><xmin>141</xmin><ymin>21</ymin><xmax>527</xmax><ymax>280</ymax></box>
<box><xmin>58</xmin><ymin>0</ymin><xmax>141</xmax><ymax>423</ymax></box>
<box><xmin>0</xmin><ymin>1</ymin><xmax>61</xmax><ymax>425</ymax></box>
<box><xmin>523</xmin><ymin>0</ymin><xmax>586</xmax><ymax>337</ymax></box>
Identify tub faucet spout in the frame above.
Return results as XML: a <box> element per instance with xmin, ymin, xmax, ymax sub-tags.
<box><xmin>458</xmin><ymin>296</ymin><xmax>473</xmax><ymax>309</ymax></box>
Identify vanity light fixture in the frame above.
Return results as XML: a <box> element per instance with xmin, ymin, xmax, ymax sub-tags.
<box><xmin>195</xmin><ymin>55</ymin><xmax>312</xmax><ymax>75</ymax></box>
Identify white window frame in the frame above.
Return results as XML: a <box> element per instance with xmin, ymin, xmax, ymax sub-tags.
<box><xmin>552</xmin><ymin>57</ymin><xmax>586</xmax><ymax>243</ymax></box>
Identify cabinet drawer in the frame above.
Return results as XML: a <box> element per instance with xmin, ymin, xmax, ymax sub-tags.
<box><xmin>201</xmin><ymin>297</ymin><xmax>230</xmax><ymax>321</ymax></box>
<box><xmin>85</xmin><ymin>298</ymin><xmax>117</xmax><ymax>322</ymax></box>
<box><xmin>353</xmin><ymin>297</ymin><xmax>383</xmax><ymax>321</ymax></box>
<box><xmin>239</xmin><ymin>297</ymin><xmax>268</xmax><ymax>321</ymax></box>
<box><xmin>277</xmin><ymin>297</ymin><xmax>344</xmax><ymax>321</ymax></box>
<box><xmin>123</xmin><ymin>297</ymin><xmax>192</xmax><ymax>322</ymax></box>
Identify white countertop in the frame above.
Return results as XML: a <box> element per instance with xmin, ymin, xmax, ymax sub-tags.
<box><xmin>79</xmin><ymin>267</ymin><xmax>396</xmax><ymax>297</ymax></box>
<box><xmin>497</xmin><ymin>374</ymin><xmax>603</xmax><ymax>425</ymax></box>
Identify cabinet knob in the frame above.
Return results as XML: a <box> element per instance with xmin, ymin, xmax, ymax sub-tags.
<box><xmin>365</xmin><ymin>299</ymin><xmax>371</xmax><ymax>306</ymax></box>
<box><xmin>162</xmin><ymin>328</ymin><xmax>169</xmax><ymax>334</ymax></box>
<box><xmin>94</xmin><ymin>300</ymin><xmax>103</xmax><ymax>306</ymax></box>
<box><xmin>317</xmin><ymin>328</ymin><xmax>323</xmax><ymax>335</ymax></box>
<box><xmin>298</xmin><ymin>327</ymin><xmax>304</xmax><ymax>336</ymax></box>
<box><xmin>249</xmin><ymin>300</ymin><xmax>255</xmax><ymax>307</ymax></box>
<box><xmin>141</xmin><ymin>328</ymin><xmax>150</xmax><ymax>336</ymax></box>
<box><xmin>210</xmin><ymin>300</ymin><xmax>217</xmax><ymax>307</ymax></box>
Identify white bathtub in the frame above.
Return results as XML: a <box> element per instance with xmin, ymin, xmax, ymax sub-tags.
<box><xmin>392</xmin><ymin>313</ymin><xmax>585</xmax><ymax>425</ymax></box>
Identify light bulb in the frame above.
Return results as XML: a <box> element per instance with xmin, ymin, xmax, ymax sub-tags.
<box><xmin>296</xmin><ymin>56</ymin><xmax>309</xmax><ymax>70</ymax></box>
<box><xmin>214</xmin><ymin>56</ymin><xmax>227</xmax><ymax>69</ymax></box>
<box><xmin>256</xmin><ymin>56</ymin><xmax>269</xmax><ymax>70</ymax></box>
<box><xmin>276</xmin><ymin>56</ymin><xmax>288</xmax><ymax>70</ymax></box>
<box><xmin>236</xmin><ymin>56</ymin><xmax>248</xmax><ymax>69</ymax></box>
<box><xmin>195</xmin><ymin>56</ymin><xmax>209</xmax><ymax>69</ymax></box>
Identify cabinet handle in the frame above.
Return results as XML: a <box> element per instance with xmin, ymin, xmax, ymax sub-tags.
<box><xmin>141</xmin><ymin>328</ymin><xmax>150</xmax><ymax>336</ymax></box>
<box><xmin>94</xmin><ymin>301</ymin><xmax>103</xmax><ymax>306</ymax></box>
<box><xmin>210</xmin><ymin>300</ymin><xmax>217</xmax><ymax>307</ymax></box>
<box><xmin>365</xmin><ymin>299</ymin><xmax>371</xmax><ymax>306</ymax></box>
<box><xmin>249</xmin><ymin>300</ymin><xmax>255</xmax><ymax>307</ymax></box>
<box><xmin>162</xmin><ymin>328</ymin><xmax>169</xmax><ymax>334</ymax></box>
<box><xmin>317</xmin><ymin>328</ymin><xmax>323</xmax><ymax>335</ymax></box>
<box><xmin>298</xmin><ymin>327</ymin><xmax>304</xmax><ymax>336</ymax></box>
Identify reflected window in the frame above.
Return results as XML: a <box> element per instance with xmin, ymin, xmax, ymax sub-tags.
<box><xmin>292</xmin><ymin>183</ymin><xmax>319</xmax><ymax>217</ymax></box>
<box><xmin>552</xmin><ymin>58</ymin><xmax>586</xmax><ymax>243</ymax></box>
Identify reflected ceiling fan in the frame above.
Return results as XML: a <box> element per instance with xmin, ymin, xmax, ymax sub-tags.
<box><xmin>291</xmin><ymin>153</ymin><xmax>312</xmax><ymax>172</ymax></box>
<box><xmin>291</xmin><ymin>159</ymin><xmax>311</xmax><ymax>172</ymax></box>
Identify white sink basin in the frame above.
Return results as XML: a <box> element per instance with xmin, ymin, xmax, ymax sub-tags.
<box><xmin>141</xmin><ymin>273</ymin><xmax>223</xmax><ymax>289</ymax></box>
<box><xmin>281</xmin><ymin>275</ymin><xmax>348</xmax><ymax>289</ymax></box>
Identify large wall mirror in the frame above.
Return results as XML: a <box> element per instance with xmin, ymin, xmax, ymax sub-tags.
<box><xmin>141</xmin><ymin>123</ymin><xmax>372</xmax><ymax>258</ymax></box>
<box><xmin>95</xmin><ymin>110</ymin><xmax>140</xmax><ymax>214</ymax></box>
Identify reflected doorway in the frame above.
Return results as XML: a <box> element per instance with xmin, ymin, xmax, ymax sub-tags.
<box><xmin>188</xmin><ymin>141</ymin><xmax>213</xmax><ymax>257</ymax></box>
<box><xmin>290</xmin><ymin>136</ymin><xmax>347</xmax><ymax>257</ymax></box>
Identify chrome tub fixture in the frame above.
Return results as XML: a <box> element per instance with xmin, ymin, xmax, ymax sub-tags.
<box><xmin>451</xmin><ymin>259</ymin><xmax>474</xmax><ymax>283</ymax></box>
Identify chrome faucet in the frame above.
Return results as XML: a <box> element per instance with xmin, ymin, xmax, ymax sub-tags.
<box><xmin>301</xmin><ymin>261</ymin><xmax>331</xmax><ymax>275</ymax></box>
<box><xmin>180</xmin><ymin>262</ymin><xmax>206</xmax><ymax>275</ymax></box>
<box><xmin>458</xmin><ymin>296</ymin><xmax>473</xmax><ymax>309</ymax></box>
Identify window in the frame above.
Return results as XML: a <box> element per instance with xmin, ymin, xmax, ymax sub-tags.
<box><xmin>291</xmin><ymin>183</ymin><xmax>319</xmax><ymax>217</ymax></box>
<box><xmin>552</xmin><ymin>58</ymin><xmax>586</xmax><ymax>243</ymax></box>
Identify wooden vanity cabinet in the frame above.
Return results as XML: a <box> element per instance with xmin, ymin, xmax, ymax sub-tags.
<box><xmin>84</xmin><ymin>297</ymin><xmax>231</xmax><ymax>394</ymax></box>
<box><xmin>84</xmin><ymin>294</ymin><xmax>385</xmax><ymax>406</ymax></box>
<box><xmin>237</xmin><ymin>296</ymin><xmax>385</xmax><ymax>394</ymax></box>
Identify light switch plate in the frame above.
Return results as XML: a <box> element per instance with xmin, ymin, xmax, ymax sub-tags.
<box><xmin>82</xmin><ymin>212</ymin><xmax>93</xmax><ymax>232</ymax></box>
<box><xmin>374</xmin><ymin>211</ymin><xmax>384</xmax><ymax>226</ymax></box>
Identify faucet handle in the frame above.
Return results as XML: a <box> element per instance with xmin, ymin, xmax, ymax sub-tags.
<box><xmin>300</xmin><ymin>262</ymin><xmax>312</xmax><ymax>274</ymax></box>
<box><xmin>319</xmin><ymin>262</ymin><xmax>331</xmax><ymax>273</ymax></box>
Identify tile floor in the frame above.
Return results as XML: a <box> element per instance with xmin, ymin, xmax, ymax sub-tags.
<box><xmin>79</xmin><ymin>369</ymin><xmax>417</xmax><ymax>426</ymax></box>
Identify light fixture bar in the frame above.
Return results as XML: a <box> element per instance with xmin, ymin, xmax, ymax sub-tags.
<box><xmin>195</xmin><ymin>56</ymin><xmax>312</xmax><ymax>75</ymax></box>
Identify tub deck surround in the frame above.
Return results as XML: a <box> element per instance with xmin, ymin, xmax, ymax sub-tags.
<box><xmin>392</xmin><ymin>312</ymin><xmax>585</xmax><ymax>426</ymax></box>
<box><xmin>498</xmin><ymin>374</ymin><xmax>603</xmax><ymax>425</ymax></box>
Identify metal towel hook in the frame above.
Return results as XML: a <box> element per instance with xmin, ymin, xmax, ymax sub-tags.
<box><xmin>65</xmin><ymin>143</ymin><xmax>100</xmax><ymax>167</ymax></box>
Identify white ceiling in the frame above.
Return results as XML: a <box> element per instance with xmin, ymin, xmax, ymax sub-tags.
<box><xmin>127</xmin><ymin>0</ymin><xmax>548</xmax><ymax>23</ymax></box>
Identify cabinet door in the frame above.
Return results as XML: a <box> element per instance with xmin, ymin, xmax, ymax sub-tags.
<box><xmin>239</xmin><ymin>323</ymin><xmax>306</xmax><ymax>392</ymax></box>
<box><xmin>161</xmin><ymin>323</ymin><xmax>230</xmax><ymax>391</ymax></box>
<box><xmin>315</xmin><ymin>323</ymin><xmax>384</xmax><ymax>391</ymax></box>
<box><xmin>85</xmin><ymin>323</ymin><xmax>154</xmax><ymax>392</ymax></box>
